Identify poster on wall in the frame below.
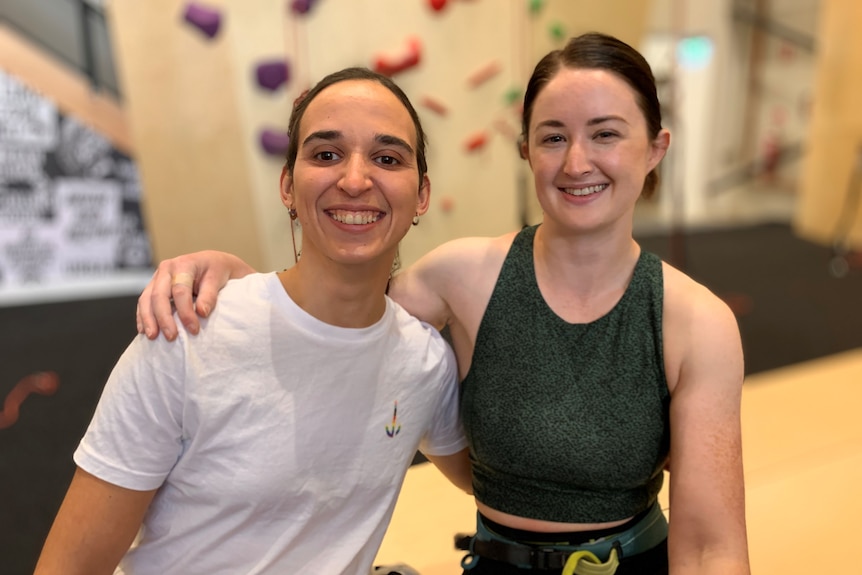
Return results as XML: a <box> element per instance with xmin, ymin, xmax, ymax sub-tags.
<box><xmin>0</xmin><ymin>69</ymin><xmax>151</xmax><ymax>291</ymax></box>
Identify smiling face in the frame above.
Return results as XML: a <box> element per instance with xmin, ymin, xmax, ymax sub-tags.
<box><xmin>523</xmin><ymin>67</ymin><xmax>669</xmax><ymax>234</ymax></box>
<box><xmin>282</xmin><ymin>79</ymin><xmax>429</xmax><ymax>269</ymax></box>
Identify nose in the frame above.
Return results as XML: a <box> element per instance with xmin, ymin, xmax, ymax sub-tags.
<box><xmin>338</xmin><ymin>153</ymin><xmax>372</xmax><ymax>196</ymax></box>
<box><xmin>563</xmin><ymin>139</ymin><xmax>592</xmax><ymax>177</ymax></box>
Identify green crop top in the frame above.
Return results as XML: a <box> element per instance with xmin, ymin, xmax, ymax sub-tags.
<box><xmin>460</xmin><ymin>225</ymin><xmax>670</xmax><ymax>523</ymax></box>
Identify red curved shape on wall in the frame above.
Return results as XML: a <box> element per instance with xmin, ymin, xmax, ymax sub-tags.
<box><xmin>0</xmin><ymin>372</ymin><xmax>60</xmax><ymax>429</ymax></box>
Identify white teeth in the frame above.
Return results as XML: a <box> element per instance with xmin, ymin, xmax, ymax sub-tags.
<box><xmin>563</xmin><ymin>184</ymin><xmax>607</xmax><ymax>196</ymax></box>
<box><xmin>329</xmin><ymin>210</ymin><xmax>382</xmax><ymax>225</ymax></box>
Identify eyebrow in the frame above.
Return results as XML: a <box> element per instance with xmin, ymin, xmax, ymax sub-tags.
<box><xmin>534</xmin><ymin>115</ymin><xmax>629</xmax><ymax>129</ymax></box>
<box><xmin>587</xmin><ymin>115</ymin><xmax>629</xmax><ymax>126</ymax></box>
<box><xmin>302</xmin><ymin>130</ymin><xmax>415</xmax><ymax>155</ymax></box>
<box><xmin>376</xmin><ymin>134</ymin><xmax>414</xmax><ymax>156</ymax></box>
<box><xmin>302</xmin><ymin>130</ymin><xmax>341</xmax><ymax>147</ymax></box>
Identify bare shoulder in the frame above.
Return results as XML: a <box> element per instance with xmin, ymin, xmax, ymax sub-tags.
<box><xmin>406</xmin><ymin>232</ymin><xmax>516</xmax><ymax>298</ymax></box>
<box><xmin>418</xmin><ymin>232</ymin><xmax>516</xmax><ymax>275</ymax></box>
<box><xmin>662</xmin><ymin>261</ymin><xmax>738</xmax><ymax>332</ymax></box>
<box><xmin>391</xmin><ymin>231</ymin><xmax>517</xmax><ymax>330</ymax></box>
<box><xmin>661</xmin><ymin>261</ymin><xmax>743</xmax><ymax>393</ymax></box>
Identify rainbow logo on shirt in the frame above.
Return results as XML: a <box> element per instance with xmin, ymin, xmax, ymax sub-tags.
<box><xmin>385</xmin><ymin>401</ymin><xmax>401</xmax><ymax>437</ymax></box>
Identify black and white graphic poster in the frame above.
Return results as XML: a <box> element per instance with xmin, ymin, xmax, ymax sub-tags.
<box><xmin>0</xmin><ymin>69</ymin><xmax>151</xmax><ymax>290</ymax></box>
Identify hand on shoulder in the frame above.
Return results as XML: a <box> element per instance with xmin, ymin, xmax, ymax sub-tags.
<box><xmin>137</xmin><ymin>251</ymin><xmax>256</xmax><ymax>342</ymax></box>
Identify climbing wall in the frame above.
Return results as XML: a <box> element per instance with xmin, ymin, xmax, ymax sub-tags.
<box><xmin>107</xmin><ymin>0</ymin><xmax>650</xmax><ymax>271</ymax></box>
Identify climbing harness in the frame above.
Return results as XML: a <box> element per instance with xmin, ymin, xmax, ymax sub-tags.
<box><xmin>455</xmin><ymin>501</ymin><xmax>667</xmax><ymax>574</ymax></box>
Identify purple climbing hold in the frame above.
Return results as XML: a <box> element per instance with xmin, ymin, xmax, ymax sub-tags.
<box><xmin>183</xmin><ymin>2</ymin><xmax>222</xmax><ymax>39</ymax></box>
<box><xmin>291</xmin><ymin>0</ymin><xmax>316</xmax><ymax>15</ymax></box>
<box><xmin>260</xmin><ymin>129</ymin><xmax>290</xmax><ymax>156</ymax></box>
<box><xmin>256</xmin><ymin>60</ymin><xmax>290</xmax><ymax>91</ymax></box>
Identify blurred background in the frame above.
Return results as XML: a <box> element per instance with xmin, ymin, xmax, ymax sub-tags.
<box><xmin>1</xmin><ymin>1</ymin><xmax>860</xmax><ymax>574</ymax></box>
<box><xmin>2</xmin><ymin>0</ymin><xmax>859</xmax><ymax>294</ymax></box>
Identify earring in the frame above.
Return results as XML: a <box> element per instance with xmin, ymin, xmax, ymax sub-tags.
<box><xmin>412</xmin><ymin>214</ymin><xmax>420</xmax><ymax>226</ymax></box>
<box><xmin>288</xmin><ymin>206</ymin><xmax>300</xmax><ymax>264</ymax></box>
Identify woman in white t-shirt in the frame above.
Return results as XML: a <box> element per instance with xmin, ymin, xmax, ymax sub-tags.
<box><xmin>34</xmin><ymin>67</ymin><xmax>471</xmax><ymax>575</ymax></box>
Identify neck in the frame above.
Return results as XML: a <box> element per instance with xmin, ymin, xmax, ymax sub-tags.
<box><xmin>533</xmin><ymin>222</ymin><xmax>640</xmax><ymax>297</ymax></box>
<box><xmin>277</xmin><ymin>256</ymin><xmax>392</xmax><ymax>328</ymax></box>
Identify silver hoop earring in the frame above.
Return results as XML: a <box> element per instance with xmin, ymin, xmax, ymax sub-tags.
<box><xmin>412</xmin><ymin>214</ymin><xmax>420</xmax><ymax>226</ymax></box>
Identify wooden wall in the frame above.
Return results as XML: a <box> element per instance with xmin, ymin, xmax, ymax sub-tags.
<box><xmin>795</xmin><ymin>0</ymin><xmax>862</xmax><ymax>249</ymax></box>
<box><xmin>106</xmin><ymin>1</ymin><xmax>268</xmax><ymax>269</ymax></box>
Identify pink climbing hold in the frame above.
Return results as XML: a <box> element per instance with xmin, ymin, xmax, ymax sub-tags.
<box><xmin>467</xmin><ymin>60</ymin><xmax>501</xmax><ymax>88</ymax></box>
<box><xmin>183</xmin><ymin>2</ymin><xmax>222</xmax><ymax>39</ymax></box>
<box><xmin>464</xmin><ymin>131</ymin><xmax>489</xmax><ymax>152</ymax></box>
<box><xmin>493</xmin><ymin>118</ymin><xmax>518</xmax><ymax>141</ymax></box>
<box><xmin>420</xmin><ymin>96</ymin><xmax>448</xmax><ymax>116</ymax></box>
<box><xmin>374</xmin><ymin>37</ymin><xmax>422</xmax><ymax>77</ymax></box>
<box><xmin>439</xmin><ymin>195</ymin><xmax>455</xmax><ymax>213</ymax></box>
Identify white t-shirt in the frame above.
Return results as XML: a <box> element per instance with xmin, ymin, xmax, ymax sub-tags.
<box><xmin>74</xmin><ymin>273</ymin><xmax>466</xmax><ymax>575</ymax></box>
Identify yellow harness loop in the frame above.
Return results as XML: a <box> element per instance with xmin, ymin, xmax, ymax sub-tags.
<box><xmin>561</xmin><ymin>547</ymin><xmax>620</xmax><ymax>575</ymax></box>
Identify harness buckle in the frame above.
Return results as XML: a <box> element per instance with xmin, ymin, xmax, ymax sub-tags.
<box><xmin>454</xmin><ymin>533</ymin><xmax>473</xmax><ymax>551</ymax></box>
<box><xmin>532</xmin><ymin>548</ymin><xmax>563</xmax><ymax>569</ymax></box>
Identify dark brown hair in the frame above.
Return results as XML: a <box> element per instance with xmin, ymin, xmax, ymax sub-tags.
<box><xmin>521</xmin><ymin>32</ymin><xmax>664</xmax><ymax>198</ymax></box>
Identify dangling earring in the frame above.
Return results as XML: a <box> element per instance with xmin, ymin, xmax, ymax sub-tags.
<box><xmin>412</xmin><ymin>213</ymin><xmax>420</xmax><ymax>226</ymax></box>
<box><xmin>288</xmin><ymin>206</ymin><xmax>300</xmax><ymax>264</ymax></box>
<box><xmin>387</xmin><ymin>249</ymin><xmax>402</xmax><ymax>295</ymax></box>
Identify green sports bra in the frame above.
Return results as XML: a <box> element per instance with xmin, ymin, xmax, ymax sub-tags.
<box><xmin>461</xmin><ymin>225</ymin><xmax>670</xmax><ymax>523</ymax></box>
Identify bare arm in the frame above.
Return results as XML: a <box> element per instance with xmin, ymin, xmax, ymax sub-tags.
<box><xmin>390</xmin><ymin>235</ymin><xmax>507</xmax><ymax>329</ymax></box>
<box><xmin>139</xmin><ymin>234</ymin><xmax>504</xmax><ymax>345</ymax></box>
<box><xmin>665</xmin><ymin>275</ymin><xmax>750</xmax><ymax>574</ymax></box>
<box><xmin>424</xmin><ymin>448</ymin><xmax>473</xmax><ymax>494</ymax></box>
<box><xmin>34</xmin><ymin>468</ymin><xmax>157</xmax><ymax>575</ymax></box>
<box><xmin>137</xmin><ymin>251</ymin><xmax>256</xmax><ymax>341</ymax></box>
<box><xmin>388</xmin><ymin>242</ymin><xmax>459</xmax><ymax>330</ymax></box>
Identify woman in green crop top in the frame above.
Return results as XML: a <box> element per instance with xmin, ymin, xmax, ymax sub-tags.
<box><xmin>137</xmin><ymin>33</ymin><xmax>750</xmax><ymax>575</ymax></box>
